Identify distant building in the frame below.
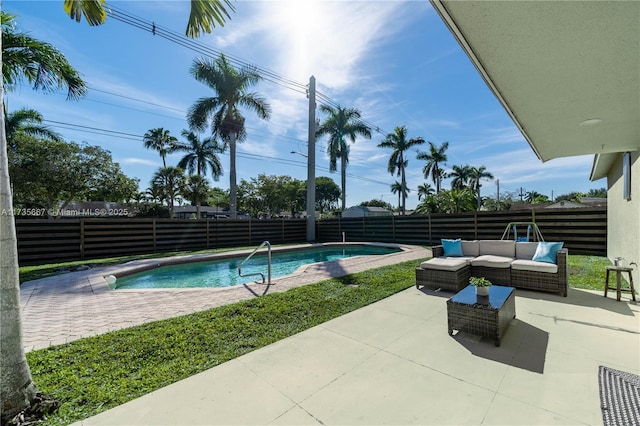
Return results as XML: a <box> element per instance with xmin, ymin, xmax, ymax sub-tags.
<box><xmin>173</xmin><ymin>206</ymin><xmax>249</xmax><ymax>219</ymax></box>
<box><xmin>545</xmin><ymin>200</ymin><xmax>588</xmax><ymax>209</ymax></box>
<box><xmin>341</xmin><ymin>206</ymin><xmax>393</xmax><ymax>218</ymax></box>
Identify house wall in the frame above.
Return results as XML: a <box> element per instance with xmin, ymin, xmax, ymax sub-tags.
<box><xmin>607</xmin><ymin>151</ymin><xmax>640</xmax><ymax>286</ymax></box>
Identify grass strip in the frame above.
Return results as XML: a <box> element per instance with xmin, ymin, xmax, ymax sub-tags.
<box><xmin>26</xmin><ymin>259</ymin><xmax>422</xmax><ymax>426</ymax></box>
<box><xmin>568</xmin><ymin>254</ymin><xmax>612</xmax><ymax>290</ymax></box>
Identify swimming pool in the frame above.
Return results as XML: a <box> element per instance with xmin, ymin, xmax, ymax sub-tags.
<box><xmin>113</xmin><ymin>245</ymin><xmax>401</xmax><ymax>290</ymax></box>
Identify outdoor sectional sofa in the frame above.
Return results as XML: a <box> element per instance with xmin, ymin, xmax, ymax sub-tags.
<box><xmin>415</xmin><ymin>239</ymin><xmax>568</xmax><ymax>296</ymax></box>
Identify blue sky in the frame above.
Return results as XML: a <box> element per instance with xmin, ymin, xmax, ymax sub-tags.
<box><xmin>6</xmin><ymin>1</ymin><xmax>605</xmax><ymax>209</ymax></box>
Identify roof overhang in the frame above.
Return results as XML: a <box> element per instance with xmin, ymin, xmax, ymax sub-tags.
<box><xmin>430</xmin><ymin>0</ymin><xmax>640</xmax><ymax>164</ymax></box>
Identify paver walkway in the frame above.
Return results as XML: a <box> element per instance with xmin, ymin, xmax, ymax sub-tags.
<box><xmin>20</xmin><ymin>243</ymin><xmax>429</xmax><ymax>351</ymax></box>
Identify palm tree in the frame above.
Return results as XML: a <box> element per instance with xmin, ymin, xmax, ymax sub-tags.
<box><xmin>151</xmin><ymin>167</ymin><xmax>186</xmax><ymax>218</ymax></box>
<box><xmin>63</xmin><ymin>0</ymin><xmax>234</xmax><ymax>38</ymax></box>
<box><xmin>448</xmin><ymin>164</ymin><xmax>472</xmax><ymax>190</ymax></box>
<box><xmin>5</xmin><ymin>108</ymin><xmax>62</xmax><ymax>150</ymax></box>
<box><xmin>391</xmin><ymin>181</ymin><xmax>410</xmax><ymax>213</ymax></box>
<box><xmin>2</xmin><ymin>11</ymin><xmax>87</xmax><ymax>100</ymax></box>
<box><xmin>417</xmin><ymin>183</ymin><xmax>435</xmax><ymax>201</ymax></box>
<box><xmin>1</xmin><ymin>11</ymin><xmax>89</xmax><ymax>421</ymax></box>
<box><xmin>172</xmin><ymin>130</ymin><xmax>224</xmax><ymax>179</ymax></box>
<box><xmin>187</xmin><ymin>54</ymin><xmax>271</xmax><ymax>219</ymax></box>
<box><xmin>316</xmin><ymin>105</ymin><xmax>372</xmax><ymax>210</ymax></box>
<box><xmin>183</xmin><ymin>174</ymin><xmax>211</xmax><ymax>219</ymax></box>
<box><xmin>143</xmin><ymin>128</ymin><xmax>177</xmax><ymax>168</ymax></box>
<box><xmin>378</xmin><ymin>126</ymin><xmax>424</xmax><ymax>215</ymax></box>
<box><xmin>468</xmin><ymin>165</ymin><xmax>494</xmax><ymax>210</ymax></box>
<box><xmin>416</xmin><ymin>141</ymin><xmax>449</xmax><ymax>193</ymax></box>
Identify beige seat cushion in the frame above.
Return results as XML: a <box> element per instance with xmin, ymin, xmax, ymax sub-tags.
<box><xmin>420</xmin><ymin>257</ymin><xmax>469</xmax><ymax>272</ymax></box>
<box><xmin>470</xmin><ymin>255</ymin><xmax>513</xmax><ymax>268</ymax></box>
<box><xmin>511</xmin><ymin>259</ymin><xmax>558</xmax><ymax>273</ymax></box>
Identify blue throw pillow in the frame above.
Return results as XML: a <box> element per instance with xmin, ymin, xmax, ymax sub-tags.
<box><xmin>442</xmin><ymin>238</ymin><xmax>464</xmax><ymax>257</ymax></box>
<box><xmin>532</xmin><ymin>242</ymin><xmax>564</xmax><ymax>263</ymax></box>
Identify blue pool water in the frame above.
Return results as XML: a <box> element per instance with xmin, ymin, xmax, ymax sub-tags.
<box><xmin>114</xmin><ymin>245</ymin><xmax>400</xmax><ymax>290</ymax></box>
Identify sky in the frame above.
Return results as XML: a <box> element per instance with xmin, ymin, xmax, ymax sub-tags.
<box><xmin>5</xmin><ymin>0</ymin><xmax>606</xmax><ymax>210</ymax></box>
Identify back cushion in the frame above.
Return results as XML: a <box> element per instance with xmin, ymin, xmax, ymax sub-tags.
<box><xmin>479</xmin><ymin>240</ymin><xmax>516</xmax><ymax>257</ymax></box>
<box><xmin>516</xmin><ymin>242</ymin><xmax>539</xmax><ymax>260</ymax></box>
<box><xmin>461</xmin><ymin>240</ymin><xmax>480</xmax><ymax>257</ymax></box>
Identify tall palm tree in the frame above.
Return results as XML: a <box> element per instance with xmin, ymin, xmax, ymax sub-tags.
<box><xmin>1</xmin><ymin>11</ymin><xmax>89</xmax><ymax>421</ymax></box>
<box><xmin>378</xmin><ymin>126</ymin><xmax>424</xmax><ymax>215</ymax></box>
<box><xmin>187</xmin><ymin>54</ymin><xmax>271</xmax><ymax>219</ymax></box>
<box><xmin>416</xmin><ymin>141</ymin><xmax>449</xmax><ymax>194</ymax></box>
<box><xmin>172</xmin><ymin>130</ymin><xmax>224</xmax><ymax>179</ymax></box>
<box><xmin>448</xmin><ymin>164</ymin><xmax>472</xmax><ymax>190</ymax></box>
<box><xmin>469</xmin><ymin>165</ymin><xmax>494</xmax><ymax>210</ymax></box>
<box><xmin>63</xmin><ymin>0</ymin><xmax>234</xmax><ymax>38</ymax></box>
<box><xmin>417</xmin><ymin>183</ymin><xmax>435</xmax><ymax>201</ymax></box>
<box><xmin>143</xmin><ymin>128</ymin><xmax>177</xmax><ymax>168</ymax></box>
<box><xmin>5</xmin><ymin>108</ymin><xmax>62</xmax><ymax>148</ymax></box>
<box><xmin>316</xmin><ymin>104</ymin><xmax>372</xmax><ymax>210</ymax></box>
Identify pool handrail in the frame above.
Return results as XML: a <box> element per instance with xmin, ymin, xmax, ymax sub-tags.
<box><xmin>237</xmin><ymin>241</ymin><xmax>272</xmax><ymax>285</ymax></box>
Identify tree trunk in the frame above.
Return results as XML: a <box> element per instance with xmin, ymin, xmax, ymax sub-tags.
<box><xmin>340</xmin><ymin>153</ymin><xmax>346</xmax><ymax>211</ymax></box>
<box><xmin>229</xmin><ymin>133</ymin><xmax>237</xmax><ymax>219</ymax></box>
<box><xmin>401</xmin><ymin>164</ymin><xmax>406</xmax><ymax>216</ymax></box>
<box><xmin>0</xmin><ymin>81</ymin><xmax>38</xmax><ymax>422</ymax></box>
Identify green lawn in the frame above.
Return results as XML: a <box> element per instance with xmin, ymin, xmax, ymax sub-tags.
<box><xmin>19</xmin><ymin>251</ymin><xmax>612</xmax><ymax>425</ymax></box>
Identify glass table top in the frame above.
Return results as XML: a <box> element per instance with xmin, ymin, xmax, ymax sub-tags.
<box><xmin>449</xmin><ymin>285</ymin><xmax>514</xmax><ymax>310</ymax></box>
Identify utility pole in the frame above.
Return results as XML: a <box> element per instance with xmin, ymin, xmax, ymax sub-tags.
<box><xmin>306</xmin><ymin>76</ymin><xmax>316</xmax><ymax>242</ymax></box>
<box><xmin>496</xmin><ymin>179</ymin><xmax>500</xmax><ymax>211</ymax></box>
<box><xmin>518</xmin><ymin>187</ymin><xmax>525</xmax><ymax>202</ymax></box>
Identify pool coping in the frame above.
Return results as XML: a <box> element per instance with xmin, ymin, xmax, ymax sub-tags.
<box><xmin>100</xmin><ymin>242</ymin><xmax>412</xmax><ymax>291</ymax></box>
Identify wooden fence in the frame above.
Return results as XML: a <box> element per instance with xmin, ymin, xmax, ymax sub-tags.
<box><xmin>15</xmin><ymin>207</ymin><xmax>606</xmax><ymax>264</ymax></box>
<box><xmin>15</xmin><ymin>218</ymin><xmax>307</xmax><ymax>264</ymax></box>
<box><xmin>316</xmin><ymin>207</ymin><xmax>607</xmax><ymax>256</ymax></box>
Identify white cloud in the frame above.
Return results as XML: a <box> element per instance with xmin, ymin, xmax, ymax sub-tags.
<box><xmin>120</xmin><ymin>157</ymin><xmax>160</xmax><ymax>167</ymax></box>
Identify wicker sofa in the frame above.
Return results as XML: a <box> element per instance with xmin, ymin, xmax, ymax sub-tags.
<box><xmin>416</xmin><ymin>240</ymin><xmax>568</xmax><ymax>296</ymax></box>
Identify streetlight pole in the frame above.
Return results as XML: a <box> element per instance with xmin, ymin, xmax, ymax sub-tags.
<box><xmin>306</xmin><ymin>76</ymin><xmax>316</xmax><ymax>242</ymax></box>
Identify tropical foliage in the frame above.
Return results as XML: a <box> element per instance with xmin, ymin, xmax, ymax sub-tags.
<box><xmin>5</xmin><ymin>108</ymin><xmax>62</xmax><ymax>148</ymax></box>
<box><xmin>62</xmin><ymin>0</ymin><xmax>234</xmax><ymax>38</ymax></box>
<box><xmin>415</xmin><ymin>188</ymin><xmax>476</xmax><ymax>214</ymax></box>
<box><xmin>173</xmin><ymin>130</ymin><xmax>224</xmax><ymax>179</ymax></box>
<box><xmin>187</xmin><ymin>53</ymin><xmax>271</xmax><ymax>219</ymax></box>
<box><xmin>151</xmin><ymin>167</ymin><xmax>186</xmax><ymax>218</ymax></box>
<box><xmin>378</xmin><ymin>126</ymin><xmax>424</xmax><ymax>215</ymax></box>
<box><xmin>143</xmin><ymin>128</ymin><xmax>177</xmax><ymax>168</ymax></box>
<box><xmin>183</xmin><ymin>174</ymin><xmax>211</xmax><ymax>219</ymax></box>
<box><xmin>316</xmin><ymin>104</ymin><xmax>372</xmax><ymax>210</ymax></box>
<box><xmin>238</xmin><ymin>174</ymin><xmax>305</xmax><ymax>218</ymax></box>
<box><xmin>416</xmin><ymin>141</ymin><xmax>449</xmax><ymax>193</ymax></box>
<box><xmin>2</xmin><ymin>11</ymin><xmax>87</xmax><ymax>100</ymax></box>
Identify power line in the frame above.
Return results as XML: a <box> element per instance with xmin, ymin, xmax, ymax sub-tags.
<box><xmin>106</xmin><ymin>5</ymin><xmax>388</xmax><ymax>139</ymax></box>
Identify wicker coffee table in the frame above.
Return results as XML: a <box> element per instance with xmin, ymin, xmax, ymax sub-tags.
<box><xmin>447</xmin><ymin>285</ymin><xmax>516</xmax><ymax>346</ymax></box>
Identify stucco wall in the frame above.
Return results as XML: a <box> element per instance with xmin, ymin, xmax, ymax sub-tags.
<box><xmin>606</xmin><ymin>151</ymin><xmax>640</xmax><ymax>288</ymax></box>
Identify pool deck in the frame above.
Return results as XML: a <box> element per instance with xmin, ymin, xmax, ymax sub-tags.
<box><xmin>20</xmin><ymin>243</ymin><xmax>429</xmax><ymax>352</ymax></box>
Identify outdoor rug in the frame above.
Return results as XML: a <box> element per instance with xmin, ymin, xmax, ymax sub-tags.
<box><xmin>599</xmin><ymin>366</ymin><xmax>640</xmax><ymax>425</ymax></box>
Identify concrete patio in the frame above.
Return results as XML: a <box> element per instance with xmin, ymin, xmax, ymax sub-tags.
<box><xmin>73</xmin><ymin>286</ymin><xmax>638</xmax><ymax>425</ymax></box>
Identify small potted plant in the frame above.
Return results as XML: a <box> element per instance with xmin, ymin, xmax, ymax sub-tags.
<box><xmin>470</xmin><ymin>276</ymin><xmax>492</xmax><ymax>296</ymax></box>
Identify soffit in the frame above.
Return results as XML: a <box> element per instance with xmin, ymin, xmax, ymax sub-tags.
<box><xmin>431</xmin><ymin>0</ymin><xmax>640</xmax><ymax>162</ymax></box>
